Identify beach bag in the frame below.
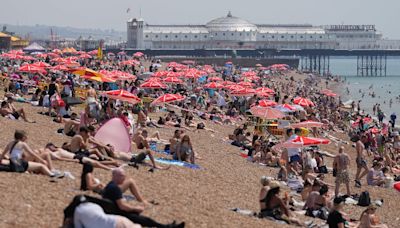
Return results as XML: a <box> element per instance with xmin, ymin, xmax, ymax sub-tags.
<box><xmin>358</xmin><ymin>191</ymin><xmax>371</xmax><ymax>207</ymax></box>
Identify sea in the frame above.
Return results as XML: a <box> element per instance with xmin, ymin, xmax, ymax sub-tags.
<box><xmin>323</xmin><ymin>57</ymin><xmax>400</xmax><ymax>117</ymax></box>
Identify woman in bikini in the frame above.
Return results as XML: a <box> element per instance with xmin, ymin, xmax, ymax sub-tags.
<box><xmin>0</xmin><ymin>130</ymin><xmax>62</xmax><ymax>177</ymax></box>
<box><xmin>259</xmin><ymin>181</ymin><xmax>302</xmax><ymax>226</ymax></box>
<box><xmin>176</xmin><ymin>135</ymin><xmax>195</xmax><ymax>164</ymax></box>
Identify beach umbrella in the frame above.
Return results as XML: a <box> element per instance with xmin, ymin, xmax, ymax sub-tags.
<box><xmin>32</xmin><ymin>61</ymin><xmax>51</xmax><ymax>68</ymax></box>
<box><xmin>51</xmin><ymin>57</ymin><xmax>65</xmax><ymax>63</ymax></box>
<box><xmin>208</xmin><ymin>76</ymin><xmax>223</xmax><ymax>82</ymax></box>
<box><xmin>151</xmin><ymin>93</ymin><xmax>185</xmax><ymax>105</ymax></box>
<box><xmin>79</xmin><ymin>54</ymin><xmax>92</xmax><ymax>59</ymax></box>
<box><xmin>255</xmin><ymin>64</ymin><xmax>263</xmax><ymax>67</ymax></box>
<box><xmin>256</xmin><ymin>91</ymin><xmax>274</xmax><ymax>98</ymax></box>
<box><xmin>22</xmin><ymin>56</ymin><xmax>36</xmax><ymax>61</ymax></box>
<box><xmin>133</xmin><ymin>52</ymin><xmax>144</xmax><ymax>57</ymax></box>
<box><xmin>72</xmin><ymin>68</ymin><xmax>103</xmax><ymax>78</ymax></box>
<box><xmin>256</xmin><ymin>87</ymin><xmax>275</xmax><ymax>94</ymax></box>
<box><xmin>164</xmin><ymin>71</ymin><xmax>178</xmax><ymax>77</ymax></box>
<box><xmin>291</xmin><ymin>120</ymin><xmax>324</xmax><ymax>128</ymax></box>
<box><xmin>237</xmin><ymin>81</ymin><xmax>254</xmax><ymax>88</ymax></box>
<box><xmin>36</xmin><ymin>53</ymin><xmax>48</xmax><ymax>58</ymax></box>
<box><xmin>225</xmin><ymin>84</ymin><xmax>245</xmax><ymax>91</ymax></box>
<box><xmin>204</xmin><ymin>82</ymin><xmax>224</xmax><ymax>89</ymax></box>
<box><xmin>51</xmin><ymin>65</ymin><xmax>69</xmax><ymax>71</ymax></box>
<box><xmin>276</xmin><ymin>136</ymin><xmax>330</xmax><ymax>149</ymax></box>
<box><xmin>103</xmin><ymin>90</ymin><xmax>141</xmax><ymax>104</ymax></box>
<box><xmin>88</xmin><ymin>50</ymin><xmax>98</xmax><ymax>55</ymax></box>
<box><xmin>117</xmin><ymin>51</ymin><xmax>126</xmax><ymax>56</ymax></box>
<box><xmin>229</xmin><ymin>88</ymin><xmax>256</xmax><ymax>97</ymax></box>
<box><xmin>242</xmin><ymin>71</ymin><xmax>257</xmax><ymax>77</ymax></box>
<box><xmin>222</xmin><ymin>81</ymin><xmax>236</xmax><ymax>86</ymax></box>
<box><xmin>293</xmin><ymin>97</ymin><xmax>315</xmax><ymax>107</ymax></box>
<box><xmin>152</xmin><ymin>71</ymin><xmax>167</xmax><ymax>77</ymax></box>
<box><xmin>258</xmin><ymin>100</ymin><xmax>277</xmax><ymax>107</ymax></box>
<box><xmin>250</xmin><ymin>106</ymin><xmax>285</xmax><ymax>119</ymax></box>
<box><xmin>19</xmin><ymin>65</ymin><xmax>47</xmax><ymax>74</ymax></box>
<box><xmin>184</xmin><ymin>71</ymin><xmax>202</xmax><ymax>79</ymax></box>
<box><xmin>163</xmin><ymin>76</ymin><xmax>184</xmax><ymax>84</ymax></box>
<box><xmin>110</xmin><ymin>71</ymin><xmax>137</xmax><ymax>81</ymax></box>
<box><xmin>9</xmin><ymin>49</ymin><xmax>24</xmax><ymax>55</ymax></box>
<box><xmin>275</xmin><ymin>104</ymin><xmax>297</xmax><ymax>112</ymax></box>
<box><xmin>140</xmin><ymin>80</ymin><xmax>167</xmax><ymax>89</ymax></box>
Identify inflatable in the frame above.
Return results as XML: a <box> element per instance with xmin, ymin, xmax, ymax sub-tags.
<box><xmin>95</xmin><ymin>118</ymin><xmax>131</xmax><ymax>153</ymax></box>
<box><xmin>394</xmin><ymin>182</ymin><xmax>400</xmax><ymax>192</ymax></box>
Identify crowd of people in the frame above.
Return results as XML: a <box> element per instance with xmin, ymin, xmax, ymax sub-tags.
<box><xmin>0</xmin><ymin>49</ymin><xmax>399</xmax><ymax>228</ymax></box>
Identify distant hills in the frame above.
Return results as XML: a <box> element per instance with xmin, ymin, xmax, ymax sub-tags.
<box><xmin>1</xmin><ymin>24</ymin><xmax>126</xmax><ymax>41</ymax></box>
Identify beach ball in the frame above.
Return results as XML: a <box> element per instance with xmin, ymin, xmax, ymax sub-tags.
<box><xmin>394</xmin><ymin>182</ymin><xmax>400</xmax><ymax>192</ymax></box>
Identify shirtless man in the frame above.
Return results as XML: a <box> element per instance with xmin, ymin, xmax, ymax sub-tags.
<box><xmin>86</xmin><ymin>84</ymin><xmax>97</xmax><ymax>105</ymax></box>
<box><xmin>65</xmin><ymin>127</ymin><xmax>117</xmax><ymax>166</ymax></box>
<box><xmin>333</xmin><ymin>147</ymin><xmax>351</xmax><ymax>197</ymax></box>
<box><xmin>39</xmin><ymin>143</ymin><xmax>113</xmax><ymax>170</ymax></box>
<box><xmin>0</xmin><ymin>99</ymin><xmax>34</xmax><ymax>123</ymax></box>
<box><xmin>355</xmin><ymin>135</ymin><xmax>369</xmax><ymax>187</ymax></box>
<box><xmin>132</xmin><ymin>129</ymin><xmax>169</xmax><ymax>170</ymax></box>
<box><xmin>63</xmin><ymin>113</ymin><xmax>80</xmax><ymax>137</ymax></box>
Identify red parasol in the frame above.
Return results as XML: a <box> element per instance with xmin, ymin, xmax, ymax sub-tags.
<box><xmin>204</xmin><ymin>82</ymin><xmax>224</xmax><ymax>89</ymax></box>
<box><xmin>237</xmin><ymin>81</ymin><xmax>254</xmax><ymax>88</ymax></box>
<box><xmin>208</xmin><ymin>76</ymin><xmax>223</xmax><ymax>82</ymax></box>
<box><xmin>19</xmin><ymin>65</ymin><xmax>47</xmax><ymax>74</ymax></box>
<box><xmin>163</xmin><ymin>76</ymin><xmax>184</xmax><ymax>84</ymax></box>
<box><xmin>140</xmin><ymin>80</ymin><xmax>167</xmax><ymax>89</ymax></box>
<box><xmin>32</xmin><ymin>62</ymin><xmax>51</xmax><ymax>68</ymax></box>
<box><xmin>250</xmin><ymin>106</ymin><xmax>285</xmax><ymax>119</ymax></box>
<box><xmin>151</xmin><ymin>93</ymin><xmax>185</xmax><ymax>105</ymax></box>
<box><xmin>229</xmin><ymin>88</ymin><xmax>256</xmax><ymax>96</ymax></box>
<box><xmin>291</xmin><ymin>120</ymin><xmax>324</xmax><ymax>128</ymax></box>
<box><xmin>256</xmin><ymin>87</ymin><xmax>275</xmax><ymax>94</ymax></box>
<box><xmin>258</xmin><ymin>100</ymin><xmax>277</xmax><ymax>107</ymax></box>
<box><xmin>277</xmin><ymin>136</ymin><xmax>330</xmax><ymax>148</ymax></box>
<box><xmin>103</xmin><ymin>90</ymin><xmax>141</xmax><ymax>104</ymax></box>
<box><xmin>293</xmin><ymin>97</ymin><xmax>315</xmax><ymax>107</ymax></box>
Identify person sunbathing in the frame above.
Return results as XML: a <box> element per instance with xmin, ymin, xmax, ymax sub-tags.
<box><xmin>43</xmin><ymin>143</ymin><xmax>114</xmax><ymax>170</ymax></box>
<box><xmin>80</xmin><ymin>163</ymin><xmax>104</xmax><ymax>194</ymax></box>
<box><xmin>0</xmin><ymin>99</ymin><xmax>34</xmax><ymax>123</ymax></box>
<box><xmin>304</xmin><ymin>184</ymin><xmax>332</xmax><ymax>220</ymax></box>
<box><xmin>68</xmin><ymin>126</ymin><xmax>109</xmax><ymax>161</ymax></box>
<box><xmin>0</xmin><ymin>130</ymin><xmax>62</xmax><ymax>177</ymax></box>
<box><xmin>259</xmin><ymin>181</ymin><xmax>302</xmax><ymax>226</ymax></box>
<box><xmin>359</xmin><ymin>204</ymin><xmax>388</xmax><ymax>228</ymax></box>
<box><xmin>176</xmin><ymin>135</ymin><xmax>195</xmax><ymax>164</ymax></box>
<box><xmin>132</xmin><ymin>129</ymin><xmax>169</xmax><ymax>169</ymax></box>
<box><xmin>62</xmin><ymin>112</ymin><xmax>80</xmax><ymax>137</ymax></box>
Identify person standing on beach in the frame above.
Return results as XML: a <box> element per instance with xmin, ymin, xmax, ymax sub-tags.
<box><xmin>355</xmin><ymin>135</ymin><xmax>369</xmax><ymax>188</ymax></box>
<box><xmin>390</xmin><ymin>113</ymin><xmax>396</xmax><ymax>128</ymax></box>
<box><xmin>333</xmin><ymin>147</ymin><xmax>351</xmax><ymax>197</ymax></box>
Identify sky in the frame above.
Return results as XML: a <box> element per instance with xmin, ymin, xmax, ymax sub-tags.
<box><xmin>1</xmin><ymin>0</ymin><xmax>399</xmax><ymax>38</ymax></box>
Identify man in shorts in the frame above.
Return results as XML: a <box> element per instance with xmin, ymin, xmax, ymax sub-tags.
<box><xmin>333</xmin><ymin>147</ymin><xmax>351</xmax><ymax>197</ymax></box>
<box><xmin>355</xmin><ymin>135</ymin><xmax>369</xmax><ymax>187</ymax></box>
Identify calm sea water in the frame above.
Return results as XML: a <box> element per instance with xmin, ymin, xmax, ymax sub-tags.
<box><xmin>328</xmin><ymin>57</ymin><xmax>400</xmax><ymax>116</ymax></box>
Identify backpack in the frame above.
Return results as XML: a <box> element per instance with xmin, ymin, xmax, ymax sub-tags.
<box><xmin>358</xmin><ymin>191</ymin><xmax>371</xmax><ymax>207</ymax></box>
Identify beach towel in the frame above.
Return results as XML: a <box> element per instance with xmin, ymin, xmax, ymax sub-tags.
<box><xmin>95</xmin><ymin>118</ymin><xmax>131</xmax><ymax>153</ymax></box>
<box><xmin>147</xmin><ymin>157</ymin><xmax>201</xmax><ymax>169</ymax></box>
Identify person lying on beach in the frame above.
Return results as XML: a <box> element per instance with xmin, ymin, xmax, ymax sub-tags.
<box><xmin>102</xmin><ymin>168</ymin><xmax>184</xmax><ymax>228</ymax></box>
<box><xmin>80</xmin><ymin>163</ymin><xmax>104</xmax><ymax>194</ymax></box>
<box><xmin>258</xmin><ymin>181</ymin><xmax>302</xmax><ymax>226</ymax></box>
<box><xmin>0</xmin><ymin>99</ymin><xmax>34</xmax><ymax>123</ymax></box>
<box><xmin>43</xmin><ymin>143</ymin><xmax>113</xmax><ymax>170</ymax></box>
<box><xmin>73</xmin><ymin>199</ymin><xmax>141</xmax><ymax>228</ymax></box>
<box><xmin>132</xmin><ymin>129</ymin><xmax>169</xmax><ymax>170</ymax></box>
<box><xmin>63</xmin><ymin>127</ymin><xmax>119</xmax><ymax>167</ymax></box>
<box><xmin>0</xmin><ymin>130</ymin><xmax>63</xmax><ymax>177</ymax></box>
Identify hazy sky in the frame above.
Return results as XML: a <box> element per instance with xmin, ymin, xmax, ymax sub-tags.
<box><xmin>1</xmin><ymin>0</ymin><xmax>399</xmax><ymax>38</ymax></box>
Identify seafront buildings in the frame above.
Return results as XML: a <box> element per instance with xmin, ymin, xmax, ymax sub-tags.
<box><xmin>127</xmin><ymin>12</ymin><xmax>400</xmax><ymax>50</ymax></box>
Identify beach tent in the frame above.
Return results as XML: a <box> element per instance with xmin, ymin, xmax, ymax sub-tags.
<box><xmin>23</xmin><ymin>42</ymin><xmax>46</xmax><ymax>52</ymax></box>
<box><xmin>94</xmin><ymin>118</ymin><xmax>131</xmax><ymax>153</ymax></box>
